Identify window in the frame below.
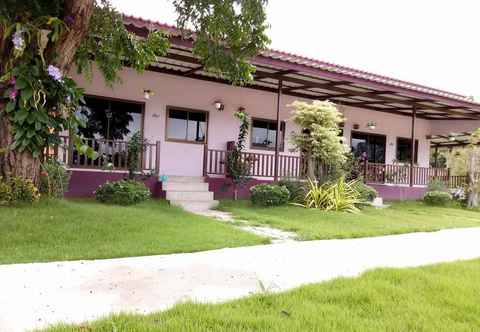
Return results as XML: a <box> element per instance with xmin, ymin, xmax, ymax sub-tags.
<box><xmin>396</xmin><ymin>137</ymin><xmax>419</xmax><ymax>163</ymax></box>
<box><xmin>166</xmin><ymin>107</ymin><xmax>207</xmax><ymax>143</ymax></box>
<box><xmin>251</xmin><ymin>118</ymin><xmax>285</xmax><ymax>150</ymax></box>
<box><xmin>351</xmin><ymin>132</ymin><xmax>386</xmax><ymax>164</ymax></box>
<box><xmin>76</xmin><ymin>96</ymin><xmax>143</xmax><ymax>140</ymax></box>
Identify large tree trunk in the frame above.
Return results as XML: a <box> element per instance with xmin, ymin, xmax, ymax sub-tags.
<box><xmin>467</xmin><ymin>148</ymin><xmax>479</xmax><ymax>208</ymax></box>
<box><xmin>0</xmin><ymin>114</ymin><xmax>41</xmax><ymax>183</ymax></box>
<box><xmin>0</xmin><ymin>0</ymin><xmax>94</xmax><ymax>184</ymax></box>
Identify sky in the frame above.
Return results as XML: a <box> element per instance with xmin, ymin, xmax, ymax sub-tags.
<box><xmin>110</xmin><ymin>0</ymin><xmax>480</xmax><ymax>99</ymax></box>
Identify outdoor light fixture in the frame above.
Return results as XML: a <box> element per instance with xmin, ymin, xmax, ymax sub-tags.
<box><xmin>213</xmin><ymin>100</ymin><xmax>225</xmax><ymax>111</ymax></box>
<box><xmin>367</xmin><ymin>121</ymin><xmax>377</xmax><ymax>130</ymax></box>
<box><xmin>143</xmin><ymin>89</ymin><xmax>154</xmax><ymax>100</ymax></box>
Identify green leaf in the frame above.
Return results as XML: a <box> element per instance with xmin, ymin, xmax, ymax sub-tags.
<box><xmin>21</xmin><ymin>88</ymin><xmax>33</xmax><ymax>102</ymax></box>
<box><xmin>13</xmin><ymin>108</ymin><xmax>29</xmax><ymax>123</ymax></box>
<box><xmin>5</xmin><ymin>101</ymin><xmax>15</xmax><ymax>113</ymax></box>
<box><xmin>15</xmin><ymin>78</ymin><xmax>28</xmax><ymax>90</ymax></box>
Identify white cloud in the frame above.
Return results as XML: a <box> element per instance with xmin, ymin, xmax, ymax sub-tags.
<box><xmin>111</xmin><ymin>0</ymin><xmax>480</xmax><ymax>98</ymax></box>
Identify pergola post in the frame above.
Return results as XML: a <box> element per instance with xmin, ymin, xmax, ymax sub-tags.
<box><xmin>409</xmin><ymin>107</ymin><xmax>417</xmax><ymax>187</ymax></box>
<box><xmin>274</xmin><ymin>79</ymin><xmax>283</xmax><ymax>182</ymax></box>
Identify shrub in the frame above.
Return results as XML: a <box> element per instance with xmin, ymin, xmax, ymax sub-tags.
<box><xmin>39</xmin><ymin>160</ymin><xmax>71</xmax><ymax>199</ymax></box>
<box><xmin>0</xmin><ymin>178</ymin><xmax>12</xmax><ymax>206</ymax></box>
<box><xmin>250</xmin><ymin>184</ymin><xmax>290</xmax><ymax>207</ymax></box>
<box><xmin>427</xmin><ymin>179</ymin><xmax>447</xmax><ymax>192</ymax></box>
<box><xmin>0</xmin><ymin>176</ymin><xmax>40</xmax><ymax>205</ymax></box>
<box><xmin>424</xmin><ymin>191</ymin><xmax>452</xmax><ymax>206</ymax></box>
<box><xmin>277</xmin><ymin>179</ymin><xmax>306</xmax><ymax>203</ymax></box>
<box><xmin>300</xmin><ymin>177</ymin><xmax>362</xmax><ymax>212</ymax></box>
<box><xmin>95</xmin><ymin>180</ymin><xmax>151</xmax><ymax>205</ymax></box>
<box><xmin>353</xmin><ymin>181</ymin><xmax>378</xmax><ymax>202</ymax></box>
<box><xmin>127</xmin><ymin>131</ymin><xmax>147</xmax><ymax>179</ymax></box>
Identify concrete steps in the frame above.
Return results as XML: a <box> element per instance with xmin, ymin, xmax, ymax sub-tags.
<box><xmin>162</xmin><ymin>175</ymin><xmax>218</xmax><ymax>212</ymax></box>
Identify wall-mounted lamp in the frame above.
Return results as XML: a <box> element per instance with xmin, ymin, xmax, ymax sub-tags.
<box><xmin>366</xmin><ymin>121</ymin><xmax>377</xmax><ymax>130</ymax></box>
<box><xmin>213</xmin><ymin>100</ymin><xmax>225</xmax><ymax>111</ymax></box>
<box><xmin>143</xmin><ymin>89</ymin><xmax>154</xmax><ymax>100</ymax></box>
<box><xmin>353</xmin><ymin>123</ymin><xmax>360</xmax><ymax>130</ymax></box>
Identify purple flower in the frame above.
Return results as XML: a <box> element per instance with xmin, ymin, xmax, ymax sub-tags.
<box><xmin>47</xmin><ymin>65</ymin><xmax>63</xmax><ymax>82</ymax></box>
<box><xmin>9</xmin><ymin>77</ymin><xmax>16</xmax><ymax>86</ymax></box>
<box><xmin>12</xmin><ymin>30</ymin><xmax>25</xmax><ymax>50</ymax></box>
<box><xmin>9</xmin><ymin>89</ymin><xmax>18</xmax><ymax>100</ymax></box>
<box><xmin>65</xmin><ymin>15</ymin><xmax>75</xmax><ymax>26</ymax></box>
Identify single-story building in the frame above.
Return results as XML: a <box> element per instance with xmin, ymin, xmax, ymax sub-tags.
<box><xmin>60</xmin><ymin>15</ymin><xmax>480</xmax><ymax>207</ymax></box>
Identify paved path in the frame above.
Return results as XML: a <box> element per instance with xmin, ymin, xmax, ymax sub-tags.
<box><xmin>195</xmin><ymin>209</ymin><xmax>298</xmax><ymax>243</ymax></box>
<box><xmin>2</xmin><ymin>227</ymin><xmax>480</xmax><ymax>332</ymax></box>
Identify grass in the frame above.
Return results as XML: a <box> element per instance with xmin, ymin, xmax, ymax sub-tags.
<box><xmin>41</xmin><ymin>259</ymin><xmax>480</xmax><ymax>331</ymax></box>
<box><xmin>218</xmin><ymin>200</ymin><xmax>480</xmax><ymax>240</ymax></box>
<box><xmin>0</xmin><ymin>199</ymin><xmax>267</xmax><ymax>265</ymax></box>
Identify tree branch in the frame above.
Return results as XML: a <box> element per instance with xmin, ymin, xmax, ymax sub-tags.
<box><xmin>53</xmin><ymin>0</ymin><xmax>94</xmax><ymax>71</ymax></box>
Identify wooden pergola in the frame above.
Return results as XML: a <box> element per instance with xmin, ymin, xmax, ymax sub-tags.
<box><xmin>124</xmin><ymin>15</ymin><xmax>480</xmax><ymax>186</ymax></box>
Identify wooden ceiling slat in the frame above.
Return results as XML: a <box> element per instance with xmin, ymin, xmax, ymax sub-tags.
<box><xmin>150</xmin><ymin>48</ymin><xmax>480</xmax><ymax>120</ymax></box>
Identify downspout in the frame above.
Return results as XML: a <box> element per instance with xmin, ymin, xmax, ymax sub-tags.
<box><xmin>409</xmin><ymin>106</ymin><xmax>417</xmax><ymax>187</ymax></box>
<box><xmin>274</xmin><ymin>79</ymin><xmax>283</xmax><ymax>182</ymax></box>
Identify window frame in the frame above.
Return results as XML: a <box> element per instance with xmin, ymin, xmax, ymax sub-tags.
<box><xmin>165</xmin><ymin>106</ymin><xmax>209</xmax><ymax>145</ymax></box>
<box><xmin>82</xmin><ymin>94</ymin><xmax>146</xmax><ymax>141</ymax></box>
<box><xmin>350</xmin><ymin>131</ymin><xmax>387</xmax><ymax>164</ymax></box>
<box><xmin>396</xmin><ymin>137</ymin><xmax>419</xmax><ymax>163</ymax></box>
<box><xmin>249</xmin><ymin>117</ymin><xmax>286</xmax><ymax>152</ymax></box>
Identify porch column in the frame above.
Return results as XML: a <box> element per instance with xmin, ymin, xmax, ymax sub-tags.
<box><xmin>274</xmin><ymin>79</ymin><xmax>283</xmax><ymax>182</ymax></box>
<box><xmin>409</xmin><ymin>106</ymin><xmax>417</xmax><ymax>187</ymax></box>
<box><xmin>434</xmin><ymin>145</ymin><xmax>439</xmax><ymax>168</ymax></box>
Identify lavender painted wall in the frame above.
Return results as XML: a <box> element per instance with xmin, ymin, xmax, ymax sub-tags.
<box><xmin>65</xmin><ymin>170</ymin><xmax>163</xmax><ymax>198</ymax></box>
<box><xmin>369</xmin><ymin>184</ymin><xmax>427</xmax><ymax>201</ymax></box>
<box><xmin>206</xmin><ymin>176</ymin><xmax>271</xmax><ymax>200</ymax></box>
<box><xmin>72</xmin><ymin>66</ymin><xmax>437</xmax><ymax>178</ymax></box>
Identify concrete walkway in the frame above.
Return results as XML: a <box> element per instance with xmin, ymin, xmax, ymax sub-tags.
<box><xmin>2</xmin><ymin>227</ymin><xmax>480</xmax><ymax>332</ymax></box>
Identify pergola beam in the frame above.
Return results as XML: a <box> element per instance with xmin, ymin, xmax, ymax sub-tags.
<box><xmin>154</xmin><ymin>50</ymin><xmax>480</xmax><ymax>119</ymax></box>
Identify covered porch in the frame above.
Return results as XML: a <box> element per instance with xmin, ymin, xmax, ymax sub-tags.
<box><xmin>57</xmin><ymin>16</ymin><xmax>480</xmax><ymax>198</ymax></box>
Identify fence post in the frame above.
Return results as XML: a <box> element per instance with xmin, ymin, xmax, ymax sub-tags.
<box><xmin>202</xmin><ymin>144</ymin><xmax>208</xmax><ymax>177</ymax></box>
<box><xmin>154</xmin><ymin>141</ymin><xmax>161</xmax><ymax>176</ymax></box>
<box><xmin>363</xmin><ymin>158</ymin><xmax>368</xmax><ymax>183</ymax></box>
<box><xmin>67</xmin><ymin>134</ymin><xmax>74</xmax><ymax>167</ymax></box>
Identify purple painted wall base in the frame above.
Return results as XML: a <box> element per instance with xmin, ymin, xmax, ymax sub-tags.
<box><xmin>206</xmin><ymin>177</ymin><xmax>271</xmax><ymax>200</ymax></box>
<box><xmin>369</xmin><ymin>184</ymin><xmax>427</xmax><ymax>201</ymax></box>
<box><xmin>66</xmin><ymin>170</ymin><xmax>163</xmax><ymax>198</ymax></box>
<box><xmin>65</xmin><ymin>171</ymin><xmax>426</xmax><ymax>202</ymax></box>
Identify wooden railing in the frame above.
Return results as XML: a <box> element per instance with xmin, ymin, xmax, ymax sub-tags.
<box><xmin>204</xmin><ymin>148</ymin><xmax>469</xmax><ymax>188</ymax></box>
<box><xmin>361</xmin><ymin>162</ymin><xmax>467</xmax><ymax>188</ymax></box>
<box><xmin>204</xmin><ymin>148</ymin><xmax>303</xmax><ymax>179</ymax></box>
<box><xmin>50</xmin><ymin>136</ymin><xmax>160</xmax><ymax>173</ymax></box>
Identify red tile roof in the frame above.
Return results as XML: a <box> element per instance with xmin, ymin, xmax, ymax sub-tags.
<box><xmin>123</xmin><ymin>14</ymin><xmax>477</xmax><ymax>106</ymax></box>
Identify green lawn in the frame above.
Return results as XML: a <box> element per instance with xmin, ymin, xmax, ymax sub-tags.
<box><xmin>41</xmin><ymin>259</ymin><xmax>480</xmax><ymax>331</ymax></box>
<box><xmin>218</xmin><ymin>200</ymin><xmax>480</xmax><ymax>240</ymax></box>
<box><xmin>0</xmin><ymin>199</ymin><xmax>266</xmax><ymax>265</ymax></box>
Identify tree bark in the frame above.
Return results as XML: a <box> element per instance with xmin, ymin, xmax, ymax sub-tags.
<box><xmin>0</xmin><ymin>113</ymin><xmax>41</xmax><ymax>183</ymax></box>
<box><xmin>53</xmin><ymin>0</ymin><xmax>95</xmax><ymax>71</ymax></box>
<box><xmin>467</xmin><ymin>148</ymin><xmax>479</xmax><ymax>208</ymax></box>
